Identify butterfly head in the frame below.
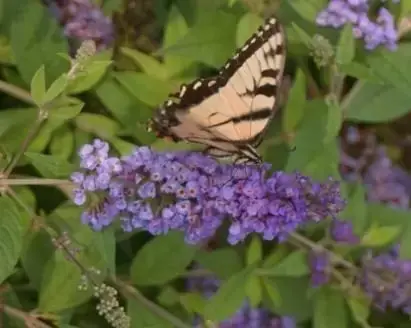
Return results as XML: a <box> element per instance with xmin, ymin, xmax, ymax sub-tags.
<box><xmin>147</xmin><ymin>106</ymin><xmax>181</xmax><ymax>142</ymax></box>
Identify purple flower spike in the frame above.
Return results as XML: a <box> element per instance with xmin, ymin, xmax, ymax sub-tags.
<box><xmin>316</xmin><ymin>0</ymin><xmax>398</xmax><ymax>51</ymax></box>
<box><xmin>71</xmin><ymin>139</ymin><xmax>346</xmax><ymax>244</ymax></box>
<box><xmin>330</xmin><ymin>219</ymin><xmax>359</xmax><ymax>244</ymax></box>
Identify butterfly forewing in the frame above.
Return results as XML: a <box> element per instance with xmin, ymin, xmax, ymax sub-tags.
<box><xmin>150</xmin><ymin>16</ymin><xmax>286</xmax><ymax>163</ymax></box>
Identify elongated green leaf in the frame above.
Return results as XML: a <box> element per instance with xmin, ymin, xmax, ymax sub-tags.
<box><xmin>163</xmin><ymin>5</ymin><xmax>192</xmax><ymax>77</ymax></box>
<box><xmin>67</xmin><ymin>60</ymin><xmax>112</xmax><ymax>94</ymax></box>
<box><xmin>0</xmin><ymin>197</ymin><xmax>25</xmax><ymax>284</ymax></box>
<box><xmin>324</xmin><ymin>97</ymin><xmax>343</xmax><ymax>143</ymax></box>
<box><xmin>288</xmin><ymin>0</ymin><xmax>326</xmax><ymax>22</ymax></box>
<box><xmin>49</xmin><ymin>102</ymin><xmax>84</xmax><ymax>124</ymax></box>
<box><xmin>283</xmin><ymin>68</ymin><xmax>306</xmax><ymax>133</ymax></box>
<box><xmin>10</xmin><ymin>1</ymin><xmax>69</xmax><ymax>84</ymax></box>
<box><xmin>246</xmin><ymin>235</ymin><xmax>262</xmax><ymax>265</ymax></box>
<box><xmin>336</xmin><ymin>24</ymin><xmax>355</xmax><ymax>65</ymax></box>
<box><xmin>347</xmin><ymin>295</ymin><xmax>370</xmax><ymax>327</ymax></box>
<box><xmin>339</xmin><ymin>62</ymin><xmax>382</xmax><ymax>83</ymax></box>
<box><xmin>204</xmin><ymin>264</ymin><xmax>257</xmax><ymax>321</ymax></box>
<box><xmin>113</xmin><ymin>71</ymin><xmax>175</xmax><ymax>107</ymax></box>
<box><xmin>361</xmin><ymin>225</ymin><xmax>401</xmax><ymax>247</ymax></box>
<box><xmin>286</xmin><ymin>100</ymin><xmax>328</xmax><ymax>171</ymax></box>
<box><xmin>24</xmin><ymin>152</ymin><xmax>75</xmax><ymax>178</ymax></box>
<box><xmin>74</xmin><ymin>113</ymin><xmax>120</xmax><ymax>138</ymax></box>
<box><xmin>157</xmin><ymin>11</ymin><xmax>238</xmax><ymax>68</ymax></box>
<box><xmin>262</xmin><ymin>250</ymin><xmax>310</xmax><ymax>277</ymax></box>
<box><xmin>30</xmin><ymin>65</ymin><xmax>46</xmax><ymax>105</ymax></box>
<box><xmin>120</xmin><ymin>47</ymin><xmax>167</xmax><ymax>80</ymax></box>
<box><xmin>344</xmin><ymin>81</ymin><xmax>411</xmax><ymax>122</ymax></box>
<box><xmin>43</xmin><ymin>74</ymin><xmax>69</xmax><ymax>104</ymax></box>
<box><xmin>236</xmin><ymin>13</ymin><xmax>264</xmax><ymax>47</ymax></box>
<box><xmin>128</xmin><ymin>299</ymin><xmax>173</xmax><ymax>328</ymax></box>
<box><xmin>313</xmin><ymin>287</ymin><xmax>348</xmax><ymax>328</ymax></box>
<box><xmin>263</xmin><ymin>277</ymin><xmax>312</xmax><ymax>320</ymax></box>
<box><xmin>340</xmin><ymin>183</ymin><xmax>367</xmax><ymax>235</ymax></box>
<box><xmin>130</xmin><ymin>232</ymin><xmax>197</xmax><ymax>286</ymax></box>
<box><xmin>367</xmin><ymin>43</ymin><xmax>411</xmax><ymax>97</ymax></box>
<box><xmin>49</xmin><ymin>125</ymin><xmax>74</xmax><ymax>160</ymax></box>
<box><xmin>195</xmin><ymin>248</ymin><xmax>243</xmax><ymax>279</ymax></box>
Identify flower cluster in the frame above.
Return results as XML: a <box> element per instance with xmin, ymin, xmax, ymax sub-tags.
<box><xmin>71</xmin><ymin>139</ymin><xmax>345</xmax><ymax>245</ymax></box>
<box><xmin>187</xmin><ymin>267</ymin><xmax>296</xmax><ymax>328</ymax></box>
<box><xmin>46</xmin><ymin>0</ymin><xmax>114</xmax><ymax>50</ymax></box>
<box><xmin>330</xmin><ymin>219</ymin><xmax>359</xmax><ymax>244</ymax></box>
<box><xmin>316</xmin><ymin>0</ymin><xmax>398</xmax><ymax>50</ymax></box>
<box><xmin>309</xmin><ymin>251</ymin><xmax>331</xmax><ymax>287</ymax></box>
<box><xmin>359</xmin><ymin>247</ymin><xmax>411</xmax><ymax>314</ymax></box>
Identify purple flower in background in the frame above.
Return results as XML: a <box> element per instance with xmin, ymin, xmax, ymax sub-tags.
<box><xmin>71</xmin><ymin>139</ymin><xmax>346</xmax><ymax>245</ymax></box>
<box><xmin>316</xmin><ymin>0</ymin><xmax>398</xmax><ymax>50</ymax></box>
<box><xmin>309</xmin><ymin>251</ymin><xmax>331</xmax><ymax>287</ymax></box>
<box><xmin>330</xmin><ymin>219</ymin><xmax>359</xmax><ymax>244</ymax></box>
<box><xmin>187</xmin><ymin>266</ymin><xmax>297</xmax><ymax>327</ymax></box>
<box><xmin>45</xmin><ymin>0</ymin><xmax>114</xmax><ymax>50</ymax></box>
<box><xmin>358</xmin><ymin>248</ymin><xmax>411</xmax><ymax>314</ymax></box>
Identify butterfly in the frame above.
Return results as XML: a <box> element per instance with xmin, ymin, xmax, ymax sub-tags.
<box><xmin>148</xmin><ymin>16</ymin><xmax>286</xmax><ymax>165</ymax></box>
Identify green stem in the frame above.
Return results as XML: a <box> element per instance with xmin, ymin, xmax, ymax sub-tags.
<box><xmin>1</xmin><ymin>178</ymin><xmax>72</xmax><ymax>186</ymax></box>
<box><xmin>3</xmin><ymin>112</ymin><xmax>46</xmax><ymax>177</ymax></box>
<box><xmin>0</xmin><ymin>80</ymin><xmax>34</xmax><ymax>105</ymax></box>
<box><xmin>340</xmin><ymin>80</ymin><xmax>365</xmax><ymax>113</ymax></box>
<box><xmin>112</xmin><ymin>277</ymin><xmax>192</xmax><ymax>328</ymax></box>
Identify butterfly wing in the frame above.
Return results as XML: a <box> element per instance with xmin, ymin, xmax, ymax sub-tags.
<box><xmin>150</xmin><ymin>17</ymin><xmax>286</xmax><ymax>163</ymax></box>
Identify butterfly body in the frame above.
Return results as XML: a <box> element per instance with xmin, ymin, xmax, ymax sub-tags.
<box><xmin>149</xmin><ymin>16</ymin><xmax>286</xmax><ymax>164</ymax></box>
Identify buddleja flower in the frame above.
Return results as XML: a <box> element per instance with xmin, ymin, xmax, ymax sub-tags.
<box><xmin>71</xmin><ymin>139</ymin><xmax>346</xmax><ymax>245</ymax></box>
<box><xmin>45</xmin><ymin>0</ymin><xmax>114</xmax><ymax>50</ymax></box>
<box><xmin>309</xmin><ymin>251</ymin><xmax>331</xmax><ymax>287</ymax></box>
<box><xmin>330</xmin><ymin>219</ymin><xmax>359</xmax><ymax>244</ymax></box>
<box><xmin>187</xmin><ymin>265</ymin><xmax>297</xmax><ymax>327</ymax></box>
<box><xmin>358</xmin><ymin>247</ymin><xmax>411</xmax><ymax>314</ymax></box>
<box><xmin>316</xmin><ymin>0</ymin><xmax>398</xmax><ymax>50</ymax></box>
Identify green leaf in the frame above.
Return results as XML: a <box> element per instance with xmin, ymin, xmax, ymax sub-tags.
<box><xmin>344</xmin><ymin>81</ymin><xmax>411</xmax><ymax>122</ymax></box>
<box><xmin>43</xmin><ymin>74</ymin><xmax>69</xmax><ymax>104</ymax></box>
<box><xmin>204</xmin><ymin>264</ymin><xmax>257</xmax><ymax>322</ymax></box>
<box><xmin>0</xmin><ymin>108</ymin><xmax>37</xmax><ymax>139</ymax></box>
<box><xmin>10</xmin><ymin>1</ymin><xmax>69</xmax><ymax>84</ymax></box>
<box><xmin>367</xmin><ymin>43</ymin><xmax>411</xmax><ymax>96</ymax></box>
<box><xmin>157</xmin><ymin>11</ymin><xmax>238</xmax><ymax>68</ymax></box>
<box><xmin>263</xmin><ymin>276</ymin><xmax>313</xmax><ymax>320</ymax></box>
<box><xmin>282</xmin><ymin>68</ymin><xmax>306</xmax><ymax>133</ymax></box>
<box><xmin>291</xmin><ymin>23</ymin><xmax>313</xmax><ymax>48</ymax></box>
<box><xmin>361</xmin><ymin>225</ymin><xmax>401</xmax><ymax>247</ymax></box>
<box><xmin>130</xmin><ymin>232</ymin><xmax>197</xmax><ymax>286</ymax></box>
<box><xmin>128</xmin><ymin>299</ymin><xmax>173</xmax><ymax>328</ymax></box>
<box><xmin>246</xmin><ymin>274</ymin><xmax>262</xmax><ymax>307</ymax></box>
<box><xmin>113</xmin><ymin>71</ymin><xmax>175</xmax><ymax>107</ymax></box>
<box><xmin>339</xmin><ymin>62</ymin><xmax>382</xmax><ymax>83</ymax></box>
<box><xmin>163</xmin><ymin>5</ymin><xmax>192</xmax><ymax>77</ymax></box>
<box><xmin>120</xmin><ymin>47</ymin><xmax>167</xmax><ymax>80</ymax></box>
<box><xmin>346</xmin><ymin>295</ymin><xmax>370</xmax><ymax>327</ymax></box>
<box><xmin>30</xmin><ymin>65</ymin><xmax>46</xmax><ymax>105</ymax></box>
<box><xmin>262</xmin><ymin>250</ymin><xmax>310</xmax><ymax>277</ymax></box>
<box><xmin>340</xmin><ymin>183</ymin><xmax>367</xmax><ymax>235</ymax></box>
<box><xmin>74</xmin><ymin>113</ymin><xmax>120</xmax><ymax>138</ymax></box>
<box><xmin>0</xmin><ymin>197</ymin><xmax>25</xmax><ymax>284</ymax></box>
<box><xmin>94</xmin><ymin>76</ymin><xmax>155</xmax><ymax>144</ymax></box>
<box><xmin>313</xmin><ymin>286</ymin><xmax>348</xmax><ymax>328</ymax></box>
<box><xmin>324</xmin><ymin>97</ymin><xmax>343</xmax><ymax>143</ymax></box>
<box><xmin>288</xmin><ymin>0</ymin><xmax>326</xmax><ymax>22</ymax></box>
<box><xmin>195</xmin><ymin>248</ymin><xmax>243</xmax><ymax>280</ymax></box>
<box><xmin>24</xmin><ymin>152</ymin><xmax>75</xmax><ymax>178</ymax></box>
<box><xmin>246</xmin><ymin>235</ymin><xmax>262</xmax><ymax>265</ymax></box>
<box><xmin>38</xmin><ymin>203</ymin><xmax>110</xmax><ymax>312</ymax></box>
<box><xmin>179</xmin><ymin>292</ymin><xmax>207</xmax><ymax>315</ymax></box>
<box><xmin>67</xmin><ymin>60</ymin><xmax>112</xmax><ymax>94</ymax></box>
<box><xmin>304</xmin><ymin>140</ymin><xmax>340</xmax><ymax>180</ymax></box>
<box><xmin>236</xmin><ymin>12</ymin><xmax>264</xmax><ymax>47</ymax></box>
<box><xmin>286</xmin><ymin>100</ymin><xmax>328</xmax><ymax>171</ymax></box>
<box><xmin>49</xmin><ymin>125</ymin><xmax>74</xmax><ymax>160</ymax></box>
<box><xmin>48</xmin><ymin>102</ymin><xmax>84</xmax><ymax>123</ymax></box>
<box><xmin>261</xmin><ymin>278</ymin><xmax>281</xmax><ymax>308</ymax></box>
<box><xmin>400</xmin><ymin>219</ymin><xmax>411</xmax><ymax>259</ymax></box>
<box><xmin>336</xmin><ymin>23</ymin><xmax>355</xmax><ymax>65</ymax></box>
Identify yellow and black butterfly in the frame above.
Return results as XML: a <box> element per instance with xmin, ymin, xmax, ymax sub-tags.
<box><xmin>148</xmin><ymin>16</ymin><xmax>286</xmax><ymax>165</ymax></box>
